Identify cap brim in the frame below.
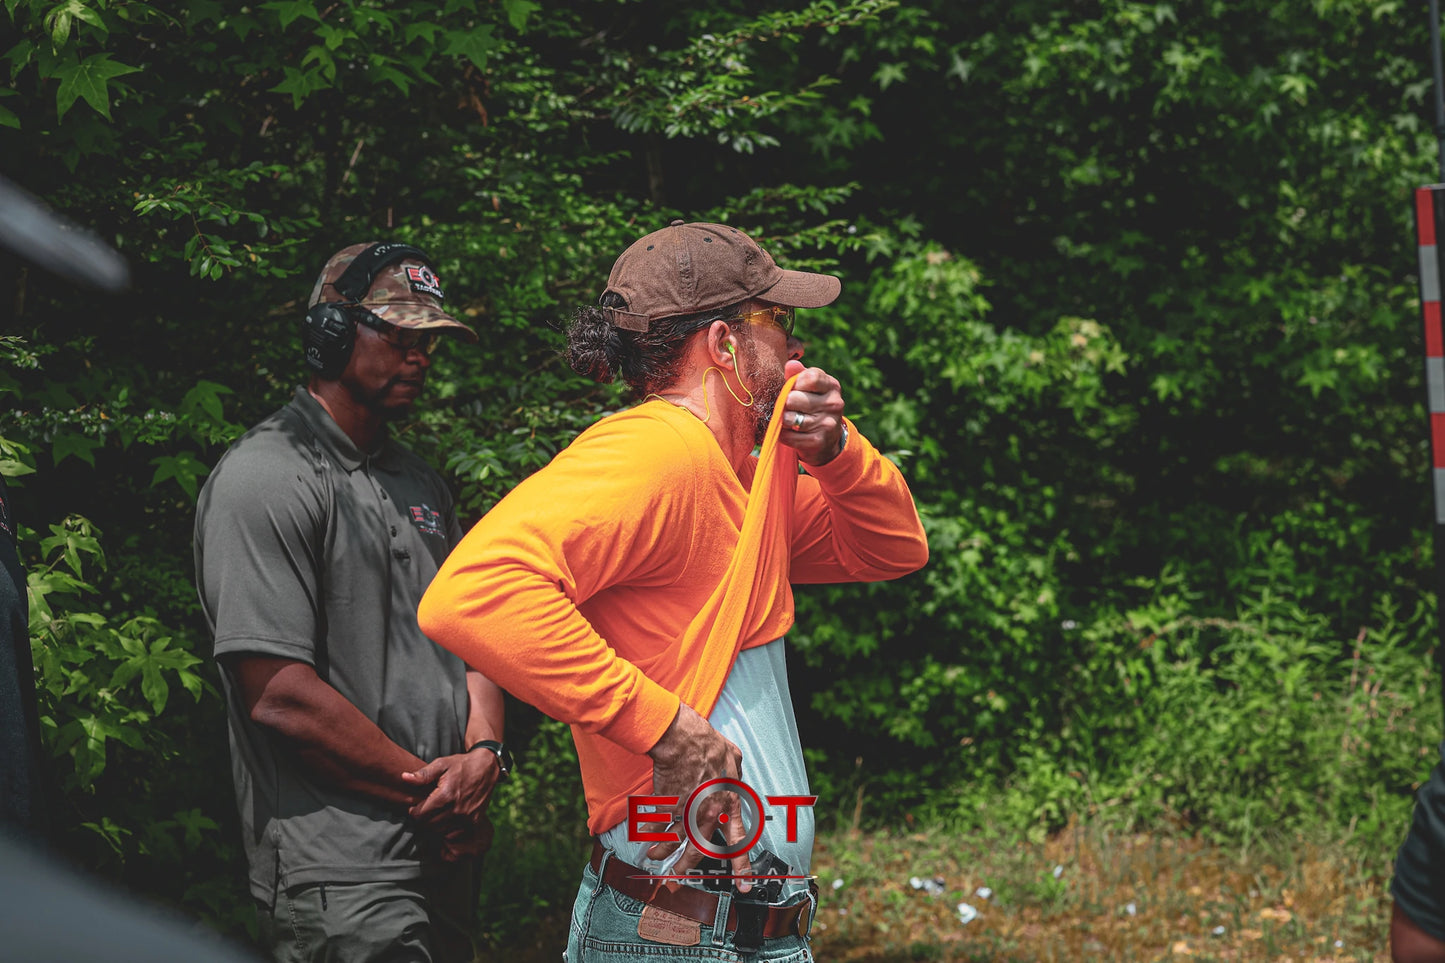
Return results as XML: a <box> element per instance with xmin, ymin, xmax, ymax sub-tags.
<box><xmin>365</xmin><ymin>301</ymin><xmax>479</xmax><ymax>344</ymax></box>
<box><xmin>757</xmin><ymin>268</ymin><xmax>841</xmax><ymax>309</ymax></box>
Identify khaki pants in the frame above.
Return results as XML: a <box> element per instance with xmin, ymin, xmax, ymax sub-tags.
<box><xmin>258</xmin><ymin>865</ymin><xmax>478</xmax><ymax>963</ymax></box>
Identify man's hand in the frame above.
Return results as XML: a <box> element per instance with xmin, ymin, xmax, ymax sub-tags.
<box><xmin>438</xmin><ymin>813</ymin><xmax>495</xmax><ymax>863</ymax></box>
<box><xmin>401</xmin><ymin>749</ymin><xmax>502</xmax><ymax>860</ymax></box>
<box><xmin>779</xmin><ymin>361</ymin><xmax>846</xmax><ymax>466</ymax></box>
<box><xmin>646</xmin><ymin>703</ymin><xmax>753</xmax><ymax>892</ymax></box>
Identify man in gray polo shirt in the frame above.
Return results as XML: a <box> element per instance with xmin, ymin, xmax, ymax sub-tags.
<box><xmin>195</xmin><ymin>242</ymin><xmax>507</xmax><ymax>963</ymax></box>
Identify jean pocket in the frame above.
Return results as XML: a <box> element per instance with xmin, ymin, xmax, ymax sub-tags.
<box><xmin>604</xmin><ymin>885</ymin><xmax>650</xmax><ymax>919</ymax></box>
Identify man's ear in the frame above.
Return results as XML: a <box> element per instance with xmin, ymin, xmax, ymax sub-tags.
<box><xmin>703</xmin><ymin>319</ymin><xmax>736</xmax><ymax>367</ymax></box>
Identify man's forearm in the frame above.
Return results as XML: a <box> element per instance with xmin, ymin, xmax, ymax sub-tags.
<box><xmin>420</xmin><ymin>562</ymin><xmax>680</xmax><ymax>755</ymax></box>
<box><xmin>464</xmin><ymin>667</ymin><xmax>505</xmax><ymax>749</ymax></box>
<box><xmin>228</xmin><ymin>656</ymin><xmax>427</xmax><ymax>808</ymax></box>
<box><xmin>790</xmin><ymin>420</ymin><xmax>929</xmax><ymax>582</ymax></box>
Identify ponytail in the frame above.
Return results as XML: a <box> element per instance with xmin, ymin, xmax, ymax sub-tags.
<box><xmin>563</xmin><ymin>292</ymin><xmax>741</xmax><ymax>396</ymax></box>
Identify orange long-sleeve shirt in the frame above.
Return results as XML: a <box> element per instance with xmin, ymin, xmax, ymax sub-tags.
<box><xmin>418</xmin><ymin>396</ymin><xmax>928</xmax><ymax>833</ymax></box>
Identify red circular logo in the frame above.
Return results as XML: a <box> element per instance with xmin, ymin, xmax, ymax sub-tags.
<box><xmin>683</xmin><ymin>778</ymin><xmax>765</xmax><ymax>860</ymax></box>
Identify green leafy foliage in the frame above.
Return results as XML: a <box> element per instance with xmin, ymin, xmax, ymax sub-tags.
<box><xmin>932</xmin><ymin>571</ymin><xmax>1440</xmax><ymax>856</ymax></box>
<box><xmin>2</xmin><ymin>0</ymin><xmax>1443</xmax><ymax>952</ymax></box>
<box><xmin>28</xmin><ymin>515</ymin><xmax>207</xmax><ymax>793</ymax></box>
<box><xmin>53</xmin><ymin>53</ymin><xmax>138</xmax><ymax>120</ymax></box>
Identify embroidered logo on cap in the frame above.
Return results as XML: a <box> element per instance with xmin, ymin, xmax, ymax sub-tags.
<box><xmin>405</xmin><ymin>265</ymin><xmax>445</xmax><ymax>300</ymax></box>
<box><xmin>409</xmin><ymin>504</ymin><xmax>444</xmax><ymax>537</ymax></box>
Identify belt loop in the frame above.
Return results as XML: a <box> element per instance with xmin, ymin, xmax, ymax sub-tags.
<box><xmin>596</xmin><ymin>845</ymin><xmax>613</xmax><ymax>878</ymax></box>
<box><xmin>581</xmin><ymin>842</ymin><xmax>612</xmax><ymax>938</ymax></box>
<box><xmin>801</xmin><ymin>887</ymin><xmax>817</xmax><ymax>940</ymax></box>
<box><xmin>710</xmin><ymin>891</ymin><xmax>732</xmax><ymax>948</ymax></box>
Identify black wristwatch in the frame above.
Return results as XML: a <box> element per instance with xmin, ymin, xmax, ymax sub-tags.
<box><xmin>466</xmin><ymin>739</ymin><xmax>513</xmax><ymax>775</ymax></box>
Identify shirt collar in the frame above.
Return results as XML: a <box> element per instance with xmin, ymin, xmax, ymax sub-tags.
<box><xmin>290</xmin><ymin>385</ymin><xmax>397</xmax><ymax>472</ymax></box>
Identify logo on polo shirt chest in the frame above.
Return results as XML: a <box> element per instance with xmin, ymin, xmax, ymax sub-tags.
<box><xmin>408</xmin><ymin>503</ymin><xmax>444</xmax><ymax>537</ymax></box>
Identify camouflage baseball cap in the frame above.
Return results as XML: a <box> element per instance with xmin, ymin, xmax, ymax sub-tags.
<box><xmin>602</xmin><ymin>220</ymin><xmax>840</xmax><ymax>332</ymax></box>
<box><xmin>308</xmin><ymin>242</ymin><xmax>478</xmax><ymax>343</ymax></box>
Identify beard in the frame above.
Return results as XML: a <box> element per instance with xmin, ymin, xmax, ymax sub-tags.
<box><xmin>349</xmin><ymin>374</ymin><xmax>423</xmax><ymax>422</ymax></box>
<box><xmin>743</xmin><ymin>338</ymin><xmax>786</xmax><ymax>446</ymax></box>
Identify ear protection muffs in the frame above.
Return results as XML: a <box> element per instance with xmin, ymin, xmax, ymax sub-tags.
<box><xmin>300</xmin><ymin>302</ymin><xmax>356</xmax><ymax>380</ymax></box>
<box><xmin>301</xmin><ymin>242</ymin><xmax>432</xmax><ymax>379</ymax></box>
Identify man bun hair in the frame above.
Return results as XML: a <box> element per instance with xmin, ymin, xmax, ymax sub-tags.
<box><xmin>564</xmin><ymin>292</ymin><xmax>628</xmax><ymax>385</ymax></box>
<box><xmin>564</xmin><ymin>292</ymin><xmax>743</xmax><ymax>396</ymax></box>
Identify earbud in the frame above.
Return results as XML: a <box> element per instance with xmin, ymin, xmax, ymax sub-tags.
<box><xmin>726</xmin><ymin>340</ymin><xmax>745</xmax><ymax>380</ymax></box>
<box><xmin>700</xmin><ymin>340</ymin><xmax>755</xmax><ymax>412</ymax></box>
<box><xmin>727</xmin><ymin>339</ymin><xmax>750</xmax><ymax>395</ymax></box>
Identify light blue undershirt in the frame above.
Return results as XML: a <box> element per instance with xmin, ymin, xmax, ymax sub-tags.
<box><xmin>599</xmin><ymin>637</ymin><xmax>814</xmax><ymax>901</ymax></box>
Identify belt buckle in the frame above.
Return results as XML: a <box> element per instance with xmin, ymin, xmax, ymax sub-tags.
<box><xmin>732</xmin><ymin>898</ymin><xmax>766</xmax><ymax>954</ymax></box>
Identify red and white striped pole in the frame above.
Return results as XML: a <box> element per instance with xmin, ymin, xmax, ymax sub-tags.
<box><xmin>1414</xmin><ymin>185</ymin><xmax>1445</xmax><ymax>711</ymax></box>
<box><xmin>1415</xmin><ymin>187</ymin><xmax>1445</xmax><ymax>482</ymax></box>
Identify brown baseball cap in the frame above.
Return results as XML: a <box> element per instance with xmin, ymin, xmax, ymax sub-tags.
<box><xmin>602</xmin><ymin>220</ymin><xmax>841</xmax><ymax>332</ymax></box>
<box><xmin>308</xmin><ymin>242</ymin><xmax>479</xmax><ymax>343</ymax></box>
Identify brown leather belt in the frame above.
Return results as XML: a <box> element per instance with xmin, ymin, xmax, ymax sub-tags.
<box><xmin>589</xmin><ymin>842</ymin><xmax>815</xmax><ymax>941</ymax></box>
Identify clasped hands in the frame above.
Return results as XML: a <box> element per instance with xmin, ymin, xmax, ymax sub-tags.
<box><xmin>402</xmin><ymin>749</ymin><xmax>504</xmax><ymax>862</ymax></box>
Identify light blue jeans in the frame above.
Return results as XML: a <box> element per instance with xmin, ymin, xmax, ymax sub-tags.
<box><xmin>565</xmin><ymin>853</ymin><xmax>814</xmax><ymax>962</ymax></box>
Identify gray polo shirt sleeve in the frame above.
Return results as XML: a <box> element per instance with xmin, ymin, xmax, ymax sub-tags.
<box><xmin>197</xmin><ymin>442</ymin><xmax>328</xmax><ymax>665</ymax></box>
<box><xmin>445</xmin><ymin>501</ymin><xmax>463</xmax><ymax>551</ymax></box>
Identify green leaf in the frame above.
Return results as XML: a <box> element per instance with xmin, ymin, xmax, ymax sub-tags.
<box><xmin>45</xmin><ymin>2</ymin><xmax>75</xmax><ymax>45</ymax></box>
<box><xmin>500</xmin><ymin>0</ymin><xmax>541</xmax><ymax>32</ymax></box>
<box><xmin>149</xmin><ymin>452</ymin><xmax>210</xmax><ymax>500</ymax></box>
<box><xmin>0</xmin><ymin>103</ymin><xmax>17</xmax><ymax>128</ymax></box>
<box><xmin>443</xmin><ymin>24</ymin><xmax>497</xmax><ymax>71</ymax></box>
<box><xmin>3</xmin><ymin>40</ymin><xmax>34</xmax><ymax>84</ymax></box>
<box><xmin>269</xmin><ymin>65</ymin><xmax>330</xmax><ymax>108</ymax></box>
<box><xmin>51</xmin><ymin>432</ymin><xmax>103</xmax><ymax>468</ymax></box>
<box><xmin>404</xmin><ymin>22</ymin><xmax>441</xmax><ymax>44</ymax></box>
<box><xmin>370</xmin><ymin>64</ymin><xmax>414</xmax><ymax>95</ymax></box>
<box><xmin>1297</xmin><ymin>366</ymin><xmax>1339</xmax><ymax>398</ymax></box>
<box><xmin>80</xmin><ymin>816</ymin><xmax>131</xmax><ymax>855</ymax></box>
<box><xmin>185</xmin><ymin>0</ymin><xmax>225</xmax><ymax>25</ymax></box>
<box><xmin>75</xmin><ymin>714</ymin><xmax>111</xmax><ymax>783</ymax></box>
<box><xmin>140</xmin><ymin>662</ymin><xmax>168</xmax><ymax>714</ymax></box>
<box><xmin>179</xmin><ymin>670</ymin><xmax>204</xmax><ymax>701</ymax></box>
<box><xmin>70</xmin><ymin>1</ymin><xmax>107</xmax><ymax>35</ymax></box>
<box><xmin>173</xmin><ymin>808</ymin><xmax>219</xmax><ymax>850</ymax></box>
<box><xmin>53</xmin><ymin>53</ymin><xmax>138</xmax><ymax>121</ymax></box>
<box><xmin>39</xmin><ymin>519</ymin><xmax>103</xmax><ymax>578</ymax></box>
<box><xmin>351</xmin><ymin>8</ymin><xmax>396</xmax><ymax>34</ymax></box>
<box><xmin>179</xmin><ymin>379</ymin><xmax>233</xmax><ymax>425</ymax></box>
<box><xmin>261</xmin><ymin>0</ymin><xmax>321</xmax><ymax>29</ymax></box>
<box><xmin>873</xmin><ymin>62</ymin><xmax>907</xmax><ymax>90</ymax></box>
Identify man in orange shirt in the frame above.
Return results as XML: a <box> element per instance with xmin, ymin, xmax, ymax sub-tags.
<box><xmin>419</xmin><ymin>221</ymin><xmax>928</xmax><ymax>961</ymax></box>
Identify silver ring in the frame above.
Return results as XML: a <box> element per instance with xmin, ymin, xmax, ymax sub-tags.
<box><xmin>792</xmin><ymin>412</ymin><xmax>805</xmax><ymax>431</ymax></box>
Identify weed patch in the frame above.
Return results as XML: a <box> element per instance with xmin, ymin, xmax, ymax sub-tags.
<box><xmin>808</xmin><ymin>822</ymin><xmax>1392</xmax><ymax>962</ymax></box>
